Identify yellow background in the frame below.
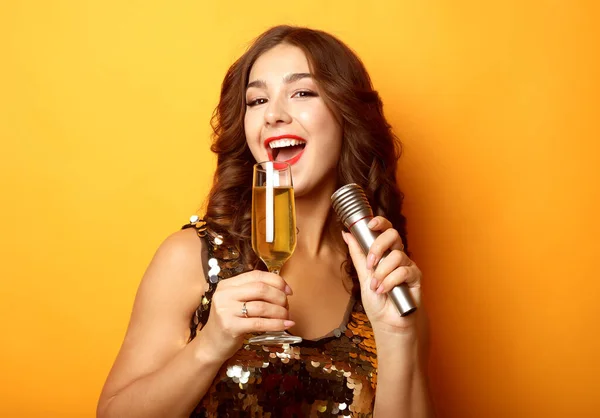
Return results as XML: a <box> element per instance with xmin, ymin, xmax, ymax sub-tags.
<box><xmin>1</xmin><ymin>1</ymin><xmax>599</xmax><ymax>416</ymax></box>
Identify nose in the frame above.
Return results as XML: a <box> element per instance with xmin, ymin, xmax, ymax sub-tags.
<box><xmin>264</xmin><ymin>97</ymin><xmax>292</xmax><ymax>126</ymax></box>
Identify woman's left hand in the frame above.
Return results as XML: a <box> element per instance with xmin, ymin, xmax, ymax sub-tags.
<box><xmin>342</xmin><ymin>216</ymin><xmax>422</xmax><ymax>334</ymax></box>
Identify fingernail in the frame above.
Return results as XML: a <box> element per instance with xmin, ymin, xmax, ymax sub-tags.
<box><xmin>376</xmin><ymin>284</ymin><xmax>385</xmax><ymax>294</ymax></box>
<box><xmin>368</xmin><ymin>218</ymin><xmax>378</xmax><ymax>228</ymax></box>
<box><xmin>370</xmin><ymin>277</ymin><xmax>378</xmax><ymax>291</ymax></box>
<box><xmin>367</xmin><ymin>253</ymin><xmax>376</xmax><ymax>269</ymax></box>
<box><xmin>341</xmin><ymin>231</ymin><xmax>348</xmax><ymax>244</ymax></box>
<box><xmin>284</xmin><ymin>285</ymin><xmax>293</xmax><ymax>295</ymax></box>
<box><xmin>284</xmin><ymin>320</ymin><xmax>295</xmax><ymax>327</ymax></box>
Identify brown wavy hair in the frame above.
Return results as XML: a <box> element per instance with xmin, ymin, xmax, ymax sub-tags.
<box><xmin>204</xmin><ymin>25</ymin><xmax>408</xmax><ymax>293</ymax></box>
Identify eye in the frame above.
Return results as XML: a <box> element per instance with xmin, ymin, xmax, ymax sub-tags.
<box><xmin>292</xmin><ymin>90</ymin><xmax>318</xmax><ymax>99</ymax></box>
<box><xmin>247</xmin><ymin>98</ymin><xmax>268</xmax><ymax>107</ymax></box>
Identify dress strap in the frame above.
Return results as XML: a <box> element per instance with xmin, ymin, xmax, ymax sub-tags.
<box><xmin>183</xmin><ymin>216</ymin><xmax>219</xmax><ymax>341</ymax></box>
<box><xmin>183</xmin><ymin>216</ymin><xmax>245</xmax><ymax>341</ymax></box>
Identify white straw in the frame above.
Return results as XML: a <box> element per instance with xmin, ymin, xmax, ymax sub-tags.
<box><xmin>265</xmin><ymin>162</ymin><xmax>274</xmax><ymax>243</ymax></box>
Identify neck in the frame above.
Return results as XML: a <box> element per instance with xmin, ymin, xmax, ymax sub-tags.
<box><xmin>294</xmin><ymin>179</ymin><xmax>341</xmax><ymax>257</ymax></box>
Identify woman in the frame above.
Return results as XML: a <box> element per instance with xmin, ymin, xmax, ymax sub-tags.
<box><xmin>97</xmin><ymin>25</ymin><xmax>434</xmax><ymax>417</ymax></box>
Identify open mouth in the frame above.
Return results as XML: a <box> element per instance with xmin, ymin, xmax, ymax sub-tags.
<box><xmin>266</xmin><ymin>136</ymin><xmax>307</xmax><ymax>165</ymax></box>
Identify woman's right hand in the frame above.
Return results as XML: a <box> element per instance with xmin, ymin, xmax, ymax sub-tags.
<box><xmin>198</xmin><ymin>270</ymin><xmax>294</xmax><ymax>362</ymax></box>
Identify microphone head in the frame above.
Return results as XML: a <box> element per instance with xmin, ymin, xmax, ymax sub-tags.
<box><xmin>331</xmin><ymin>183</ymin><xmax>374</xmax><ymax>229</ymax></box>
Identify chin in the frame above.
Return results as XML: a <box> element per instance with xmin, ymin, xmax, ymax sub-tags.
<box><xmin>291</xmin><ymin>181</ymin><xmax>306</xmax><ymax>197</ymax></box>
<box><xmin>291</xmin><ymin>178</ymin><xmax>311</xmax><ymax>198</ymax></box>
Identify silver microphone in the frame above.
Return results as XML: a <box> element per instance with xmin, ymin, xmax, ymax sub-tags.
<box><xmin>331</xmin><ymin>183</ymin><xmax>417</xmax><ymax>316</ymax></box>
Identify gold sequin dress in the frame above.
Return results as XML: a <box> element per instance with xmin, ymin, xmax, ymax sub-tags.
<box><xmin>184</xmin><ymin>219</ymin><xmax>377</xmax><ymax>417</ymax></box>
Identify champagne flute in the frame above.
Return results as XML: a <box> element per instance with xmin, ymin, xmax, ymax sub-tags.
<box><xmin>248</xmin><ymin>161</ymin><xmax>302</xmax><ymax>345</ymax></box>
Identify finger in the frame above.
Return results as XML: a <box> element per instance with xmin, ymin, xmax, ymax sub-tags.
<box><xmin>239</xmin><ymin>301</ymin><xmax>289</xmax><ymax>320</ymax></box>
<box><xmin>367</xmin><ymin>216</ymin><xmax>393</xmax><ymax>232</ymax></box>
<box><xmin>342</xmin><ymin>231</ymin><xmax>369</xmax><ymax>284</ymax></box>
<box><xmin>368</xmin><ymin>216</ymin><xmax>405</xmax><ymax>251</ymax></box>
<box><xmin>233</xmin><ymin>281</ymin><xmax>289</xmax><ymax>307</ymax></box>
<box><xmin>238</xmin><ymin>318</ymin><xmax>296</xmax><ymax>335</ymax></box>
<box><xmin>375</xmin><ymin>264</ymin><xmax>422</xmax><ymax>295</ymax></box>
<box><xmin>223</xmin><ymin>270</ymin><xmax>292</xmax><ymax>295</ymax></box>
<box><xmin>366</xmin><ymin>228</ymin><xmax>404</xmax><ymax>271</ymax></box>
<box><xmin>371</xmin><ymin>249</ymin><xmax>411</xmax><ymax>285</ymax></box>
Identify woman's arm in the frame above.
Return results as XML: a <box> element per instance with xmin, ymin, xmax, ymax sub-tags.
<box><xmin>341</xmin><ymin>216</ymin><xmax>436</xmax><ymax>417</ymax></box>
<box><xmin>97</xmin><ymin>228</ymin><xmax>224</xmax><ymax>418</ymax></box>
<box><xmin>372</xmin><ymin>312</ymin><xmax>435</xmax><ymax>417</ymax></box>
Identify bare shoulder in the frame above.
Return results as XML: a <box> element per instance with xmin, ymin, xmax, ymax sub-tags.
<box><xmin>152</xmin><ymin>227</ymin><xmax>205</xmax><ymax>271</ymax></box>
<box><xmin>135</xmin><ymin>227</ymin><xmax>208</xmax><ymax>315</ymax></box>
<box><xmin>143</xmin><ymin>227</ymin><xmax>205</xmax><ymax>283</ymax></box>
<box><xmin>129</xmin><ymin>226</ymin><xmax>209</xmax><ymax>329</ymax></box>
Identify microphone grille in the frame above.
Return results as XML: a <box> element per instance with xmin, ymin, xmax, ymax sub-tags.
<box><xmin>331</xmin><ymin>184</ymin><xmax>374</xmax><ymax>228</ymax></box>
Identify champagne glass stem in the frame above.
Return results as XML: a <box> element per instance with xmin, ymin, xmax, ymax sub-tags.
<box><xmin>247</xmin><ymin>266</ymin><xmax>302</xmax><ymax>345</ymax></box>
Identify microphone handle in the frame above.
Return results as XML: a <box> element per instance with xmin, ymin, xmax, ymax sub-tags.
<box><xmin>349</xmin><ymin>217</ymin><xmax>417</xmax><ymax>317</ymax></box>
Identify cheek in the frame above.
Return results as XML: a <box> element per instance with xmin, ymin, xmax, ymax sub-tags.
<box><xmin>319</xmin><ymin>115</ymin><xmax>343</xmax><ymax>150</ymax></box>
<box><xmin>243</xmin><ymin>112</ymin><xmax>253</xmax><ymax>137</ymax></box>
<box><xmin>244</xmin><ymin>113</ymin><xmax>260</xmax><ymax>148</ymax></box>
<box><xmin>298</xmin><ymin>108</ymin><xmax>330</xmax><ymax>131</ymax></box>
<box><xmin>297</xmin><ymin>110</ymin><xmax>312</xmax><ymax>127</ymax></box>
<box><xmin>299</xmin><ymin>108</ymin><xmax>342</xmax><ymax>152</ymax></box>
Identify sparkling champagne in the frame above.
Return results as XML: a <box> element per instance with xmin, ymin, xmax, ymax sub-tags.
<box><xmin>251</xmin><ymin>186</ymin><xmax>297</xmax><ymax>271</ymax></box>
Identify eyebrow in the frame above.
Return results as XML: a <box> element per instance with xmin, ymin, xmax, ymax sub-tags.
<box><xmin>246</xmin><ymin>72</ymin><xmax>312</xmax><ymax>90</ymax></box>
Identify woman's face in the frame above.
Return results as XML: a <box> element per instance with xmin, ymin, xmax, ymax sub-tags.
<box><xmin>244</xmin><ymin>43</ymin><xmax>343</xmax><ymax>197</ymax></box>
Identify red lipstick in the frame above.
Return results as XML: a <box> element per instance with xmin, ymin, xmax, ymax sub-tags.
<box><xmin>264</xmin><ymin>135</ymin><xmax>307</xmax><ymax>166</ymax></box>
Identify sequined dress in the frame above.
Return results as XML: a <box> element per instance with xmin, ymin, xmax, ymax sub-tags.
<box><xmin>184</xmin><ymin>219</ymin><xmax>378</xmax><ymax>417</ymax></box>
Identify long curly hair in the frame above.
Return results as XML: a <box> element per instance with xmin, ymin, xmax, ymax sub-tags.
<box><xmin>204</xmin><ymin>25</ymin><xmax>408</xmax><ymax>293</ymax></box>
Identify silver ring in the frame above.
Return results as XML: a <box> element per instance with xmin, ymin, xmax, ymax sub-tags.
<box><xmin>241</xmin><ymin>302</ymin><xmax>248</xmax><ymax>318</ymax></box>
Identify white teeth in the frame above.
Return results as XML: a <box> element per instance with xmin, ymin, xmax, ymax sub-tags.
<box><xmin>268</xmin><ymin>138</ymin><xmax>306</xmax><ymax>149</ymax></box>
